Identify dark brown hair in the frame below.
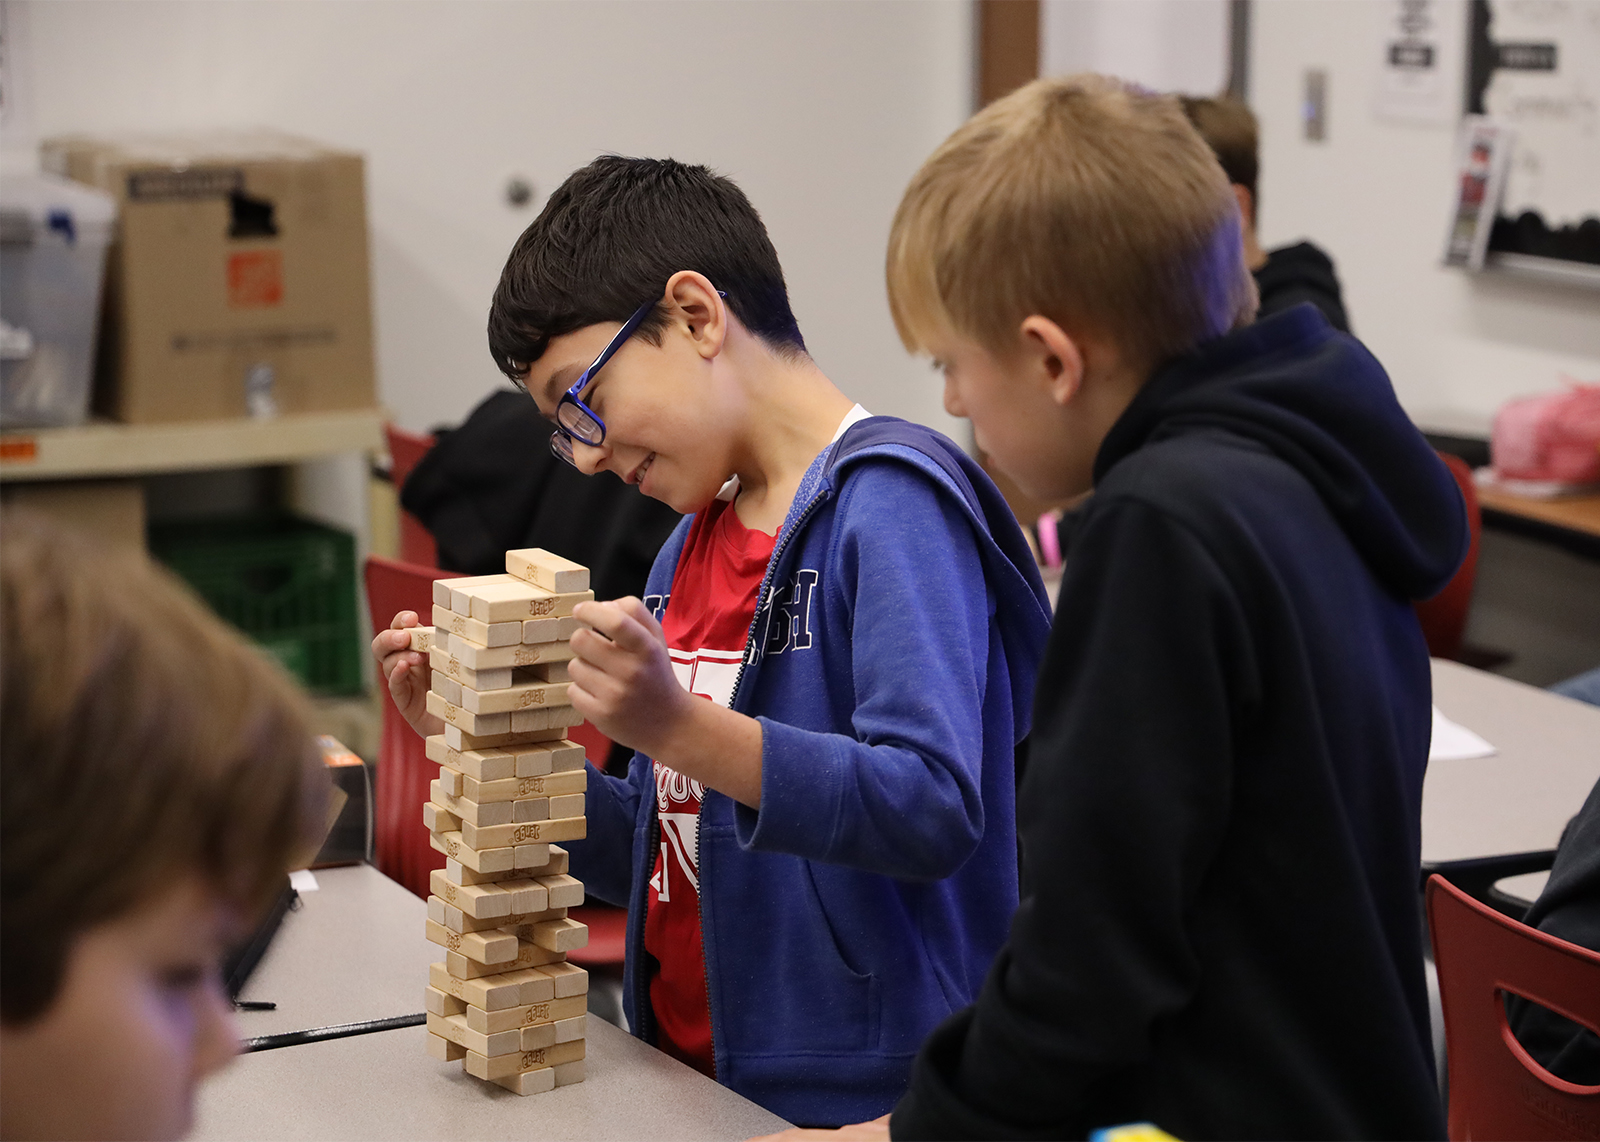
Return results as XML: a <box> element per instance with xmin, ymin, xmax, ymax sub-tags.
<box><xmin>1</xmin><ymin>512</ymin><xmax>327</xmax><ymax>1024</ymax></box>
<box><xmin>1179</xmin><ymin>93</ymin><xmax>1259</xmax><ymax>210</ymax></box>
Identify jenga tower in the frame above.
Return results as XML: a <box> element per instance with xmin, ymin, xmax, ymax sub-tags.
<box><xmin>418</xmin><ymin>549</ymin><xmax>595</xmax><ymax>1095</ymax></box>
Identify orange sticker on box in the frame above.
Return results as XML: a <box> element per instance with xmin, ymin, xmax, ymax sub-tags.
<box><xmin>0</xmin><ymin>436</ymin><xmax>39</xmax><ymax>464</ymax></box>
<box><xmin>228</xmin><ymin>250</ymin><xmax>283</xmax><ymax>307</ymax></box>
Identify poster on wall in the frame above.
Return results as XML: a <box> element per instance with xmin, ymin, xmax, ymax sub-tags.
<box><xmin>1467</xmin><ymin>0</ymin><xmax>1600</xmax><ymax>267</ymax></box>
<box><xmin>1375</xmin><ymin>0</ymin><xmax>1468</xmax><ymax>125</ymax></box>
<box><xmin>1443</xmin><ymin>116</ymin><xmax>1516</xmax><ymax>269</ymax></box>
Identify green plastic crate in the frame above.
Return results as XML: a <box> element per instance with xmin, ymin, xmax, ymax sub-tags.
<box><xmin>149</xmin><ymin>513</ymin><xmax>362</xmax><ymax>695</ymax></box>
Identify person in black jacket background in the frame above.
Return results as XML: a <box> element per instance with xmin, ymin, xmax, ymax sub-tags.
<box><xmin>1181</xmin><ymin>94</ymin><xmax>1352</xmax><ymax>334</ymax></box>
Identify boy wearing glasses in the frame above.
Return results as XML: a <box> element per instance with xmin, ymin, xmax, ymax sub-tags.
<box><xmin>374</xmin><ymin>156</ymin><xmax>1051</xmax><ymax>1125</ymax></box>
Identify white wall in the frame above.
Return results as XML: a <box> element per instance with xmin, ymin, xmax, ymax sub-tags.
<box><xmin>1041</xmin><ymin>0</ymin><xmax>1228</xmax><ymax>95</ymax></box>
<box><xmin>3</xmin><ymin>0</ymin><xmax>972</xmax><ymax>437</ymax></box>
<box><xmin>1250</xmin><ymin>0</ymin><xmax>1600</xmax><ymax>434</ymax></box>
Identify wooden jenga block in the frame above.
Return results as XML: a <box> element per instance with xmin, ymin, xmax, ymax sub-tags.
<box><xmin>528</xmin><ymin>916</ymin><xmax>588</xmax><ymax>953</ymax></box>
<box><xmin>514</xmin><ymin>843</ymin><xmax>552</xmax><ymax>869</ymax></box>
<box><xmin>429</xmin><ymin>962</ymin><xmax>548</xmax><ymax>1011</ymax></box>
<box><xmin>422</xmin><ymin>802</ymin><xmax>461</xmax><ymax>834</ymax></box>
<box><xmin>429</xmin><ymin>830</ymin><xmax>515</xmax><ymax>874</ymax></box>
<box><xmin>432</xmin><ymin>604</ymin><xmax>521</xmax><ymax>648</ymax></box>
<box><xmin>506</xmin><ymin>548</ymin><xmax>590</xmax><ymax>594</ymax></box>
<box><xmin>429</xmin><ymin>672</ymin><xmax>464</xmax><ymax>707</ymax></box>
<box><xmin>432</xmin><ymin>869</ymin><xmax>538</xmax><ymax>919</ymax></box>
<box><xmin>544</xmin><ymin>845</ymin><xmax>571</xmax><ymax>876</ymax></box>
<box><xmin>430</xmin><ymin>781</ymin><xmax>511</xmax><ymax>827</ymax></box>
<box><xmin>459</xmin><ymin>680</ymin><xmax>572</xmax><ymax>715</ymax></box>
<box><xmin>553</xmin><ymin>1015</ymin><xmax>586</xmax><ymax>1044</ymax></box>
<box><xmin>448</xmin><ymin>632</ymin><xmax>577</xmax><ymax>671</ymax></box>
<box><xmin>462</xmin><ymin>816</ymin><xmax>585</xmax><ymax>850</ymax></box>
<box><xmin>434</xmin><ymin>575</ymin><xmax>505</xmax><ymax>610</ymax></box>
<box><xmin>492</xmin><ymin>1066</ymin><xmax>556</xmax><ymax>1096</ymax></box>
<box><xmin>543</xmin><ymin>793</ymin><xmax>586</xmax><ymax>820</ymax></box>
<box><xmin>460</xmin><ymin>768</ymin><xmax>585</xmax><ymax>807</ymax></box>
<box><xmin>437</xmin><ymin>765</ymin><xmax>464</xmax><ymax>797</ymax></box>
<box><xmin>467</xmin><ymin>993</ymin><xmax>587</xmax><ymax>1037</ymax></box>
<box><xmin>510</xmin><ymin>705</ymin><xmax>586</xmax><ymax>733</ymax></box>
<box><xmin>553</xmin><ymin>1058</ymin><xmax>585</xmax><ymax>1086</ymax></box>
<box><xmin>538</xmin><ymin>873</ymin><xmax>585</xmax><ymax>910</ymax></box>
<box><xmin>425</xmin><ymin>985</ymin><xmax>468</xmax><ymax>1018</ymax></box>
<box><xmin>524</xmin><ymin>660</ymin><xmax>571</xmax><ymax>683</ymax></box>
<box><xmin>432</xmin><ymin>896</ymin><xmax>566</xmax><ymax>936</ymax></box>
<box><xmin>425</xmin><ymin>918</ymin><xmax>521</xmax><ymax>964</ymax></box>
<box><xmin>447</xmin><ymin>939</ymin><xmax>565</xmax><ymax>978</ymax></box>
<box><xmin>441</xmin><ymin>573</ymin><xmax>518</xmax><ymax>614</ymax></box>
<box><xmin>523</xmin><ymin>615</ymin><xmax>582</xmax><ymax>645</ymax></box>
<box><xmin>537</xmin><ymin>960</ymin><xmax>588</xmax><ymax>998</ymax></box>
<box><xmin>444</xmin><ymin>723</ymin><xmax>567</xmax><ymax>752</ymax></box>
<box><xmin>445</xmin><ymin>858</ymin><xmax>522</xmax><ymax>887</ymax></box>
<box><xmin>426</xmin><ymin>736</ymin><xmax>517</xmax><ymax>782</ymax></box>
<box><xmin>407</xmin><ymin>626</ymin><xmax>434</xmax><ymax>653</ymax></box>
<box><xmin>427</xmin><ymin>1032</ymin><xmax>467</xmax><ymax>1062</ymax></box>
<box><xmin>464</xmin><ymin>580</ymin><xmax>594</xmax><ymax>623</ymax></box>
<box><xmin>464</xmin><ymin>1038</ymin><xmax>585</xmax><ymax>1081</ymax></box>
<box><xmin>509</xmin><ymin>797</ymin><xmax>552</xmax><ymax>824</ymax></box>
<box><xmin>427</xmin><ymin>1011</ymin><xmax>521</xmax><ymax>1058</ymax></box>
<box><xmin>426</xmin><ymin>689</ymin><xmax>512</xmax><ymax>736</ymax></box>
<box><xmin>511</xmin><ymin>740</ymin><xmax>587</xmax><ymax>779</ymax></box>
<box><xmin>429</xmin><ymin>647</ymin><xmax>513</xmax><ymax>690</ymax></box>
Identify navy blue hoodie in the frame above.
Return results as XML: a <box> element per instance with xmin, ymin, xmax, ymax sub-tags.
<box><xmin>566</xmin><ymin>418</ymin><xmax>1053</xmax><ymax>1125</ymax></box>
<box><xmin>892</xmin><ymin>306</ymin><xmax>1461</xmax><ymax>1140</ymax></box>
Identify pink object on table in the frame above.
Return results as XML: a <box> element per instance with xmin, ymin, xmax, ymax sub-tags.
<box><xmin>1491</xmin><ymin>382</ymin><xmax>1600</xmax><ymax>484</ymax></box>
<box><xmin>1036</xmin><ymin>511</ymin><xmax>1062</xmax><ymax>570</ymax></box>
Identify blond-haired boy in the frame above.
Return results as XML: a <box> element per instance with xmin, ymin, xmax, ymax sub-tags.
<box><xmin>880</xmin><ymin>75</ymin><xmax>1460</xmax><ymax>1139</ymax></box>
<box><xmin>0</xmin><ymin>513</ymin><xmax>327</xmax><ymax>1140</ymax></box>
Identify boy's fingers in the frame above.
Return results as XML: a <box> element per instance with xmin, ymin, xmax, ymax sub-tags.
<box><xmin>572</xmin><ymin>599</ymin><xmax>652</xmax><ymax>654</ymax></box>
<box><xmin>389</xmin><ymin>610</ymin><xmax>418</xmax><ymax>631</ymax></box>
<box><xmin>617</xmin><ymin>596</ymin><xmax>663</xmax><ymax>638</ymax></box>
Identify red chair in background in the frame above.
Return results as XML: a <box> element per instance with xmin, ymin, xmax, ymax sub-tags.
<box><xmin>1426</xmin><ymin>874</ymin><xmax>1600</xmax><ymax>1140</ymax></box>
<box><xmin>365</xmin><ymin>554</ymin><xmax>455</xmax><ymax>898</ymax></box>
<box><xmin>386</xmin><ymin>423</ymin><xmax>438</xmax><ymax>568</ymax></box>
<box><xmin>1415</xmin><ymin>453</ymin><xmax>1482</xmax><ymax>661</ymax></box>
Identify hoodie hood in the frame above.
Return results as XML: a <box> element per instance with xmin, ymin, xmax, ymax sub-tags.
<box><xmin>1096</xmin><ymin>304</ymin><xmax>1467</xmax><ymax>601</ymax></box>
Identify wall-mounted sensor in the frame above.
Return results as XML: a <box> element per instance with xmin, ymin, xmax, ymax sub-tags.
<box><xmin>505</xmin><ymin>177</ymin><xmax>534</xmax><ymax>208</ymax></box>
<box><xmin>1303</xmin><ymin>69</ymin><xmax>1328</xmax><ymax>142</ymax></box>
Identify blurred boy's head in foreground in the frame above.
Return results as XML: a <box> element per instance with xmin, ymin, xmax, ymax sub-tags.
<box><xmin>0</xmin><ymin>512</ymin><xmax>326</xmax><ymax>1141</ymax></box>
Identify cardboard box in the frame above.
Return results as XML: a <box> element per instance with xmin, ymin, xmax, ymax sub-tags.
<box><xmin>42</xmin><ymin>131</ymin><xmax>376</xmax><ymax>424</ymax></box>
<box><xmin>0</xmin><ymin>478</ymin><xmax>147</xmax><ymax>550</ymax></box>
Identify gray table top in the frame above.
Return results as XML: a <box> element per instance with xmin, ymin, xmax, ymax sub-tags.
<box><xmin>192</xmin><ymin>1017</ymin><xmax>790</xmax><ymax>1140</ymax></box>
<box><xmin>232</xmin><ymin>864</ymin><xmax>434</xmax><ymax>1038</ymax></box>
<box><xmin>1425</xmin><ymin>659</ymin><xmax>1600</xmax><ymax>867</ymax></box>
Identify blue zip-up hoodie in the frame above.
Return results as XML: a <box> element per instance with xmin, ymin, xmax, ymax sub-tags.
<box><xmin>565</xmin><ymin>416</ymin><xmax>1052</xmax><ymax>1125</ymax></box>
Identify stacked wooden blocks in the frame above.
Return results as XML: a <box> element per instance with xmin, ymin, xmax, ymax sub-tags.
<box><xmin>419</xmin><ymin>548</ymin><xmax>594</xmax><ymax>1096</ymax></box>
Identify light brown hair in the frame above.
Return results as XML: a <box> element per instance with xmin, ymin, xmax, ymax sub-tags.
<box><xmin>1179</xmin><ymin>93</ymin><xmax>1259</xmax><ymax>208</ymax></box>
<box><xmin>0</xmin><ymin>512</ymin><xmax>327</xmax><ymax>1024</ymax></box>
<box><xmin>887</xmin><ymin>74</ymin><xmax>1257</xmax><ymax>369</ymax></box>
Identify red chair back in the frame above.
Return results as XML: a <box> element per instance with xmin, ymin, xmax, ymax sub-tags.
<box><xmin>365</xmin><ymin>554</ymin><xmax>455</xmax><ymax>897</ymax></box>
<box><xmin>386</xmin><ymin>424</ymin><xmax>438</xmax><ymax>568</ymax></box>
<box><xmin>1426</xmin><ymin>873</ymin><xmax>1600</xmax><ymax>1140</ymax></box>
<box><xmin>1415</xmin><ymin>453</ymin><xmax>1481</xmax><ymax>660</ymax></box>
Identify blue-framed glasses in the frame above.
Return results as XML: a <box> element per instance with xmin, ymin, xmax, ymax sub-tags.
<box><xmin>548</xmin><ymin>300</ymin><xmax>655</xmax><ymax>466</ymax></box>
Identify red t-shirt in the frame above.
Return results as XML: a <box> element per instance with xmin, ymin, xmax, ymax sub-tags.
<box><xmin>646</xmin><ymin>495</ymin><xmax>776</xmax><ymax>1076</ymax></box>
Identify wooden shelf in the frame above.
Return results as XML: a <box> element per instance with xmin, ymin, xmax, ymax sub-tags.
<box><xmin>0</xmin><ymin>409</ymin><xmax>385</xmax><ymax>482</ymax></box>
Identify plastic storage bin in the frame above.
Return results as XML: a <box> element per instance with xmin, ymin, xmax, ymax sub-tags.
<box><xmin>150</xmin><ymin>513</ymin><xmax>363</xmax><ymax>695</ymax></box>
<box><xmin>0</xmin><ymin>172</ymin><xmax>116</xmax><ymax>428</ymax></box>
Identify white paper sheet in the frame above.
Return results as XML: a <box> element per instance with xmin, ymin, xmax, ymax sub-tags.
<box><xmin>289</xmin><ymin>868</ymin><xmax>320</xmax><ymax>893</ymax></box>
<box><xmin>1429</xmin><ymin>705</ymin><xmax>1497</xmax><ymax>761</ymax></box>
